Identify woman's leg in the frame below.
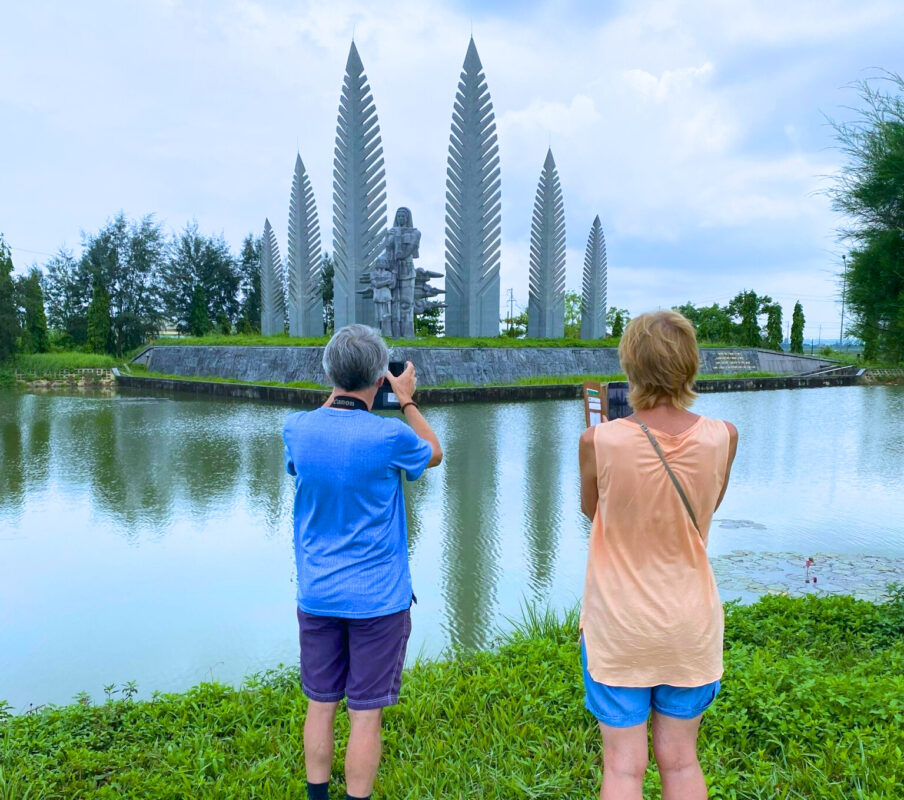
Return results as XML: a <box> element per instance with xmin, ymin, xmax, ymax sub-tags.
<box><xmin>599</xmin><ymin>720</ymin><xmax>649</xmax><ymax>800</ymax></box>
<box><xmin>650</xmin><ymin>712</ymin><xmax>706</xmax><ymax>800</ymax></box>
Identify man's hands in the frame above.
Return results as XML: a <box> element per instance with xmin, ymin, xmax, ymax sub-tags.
<box><xmin>386</xmin><ymin>361</ymin><xmax>442</xmax><ymax>468</ymax></box>
<box><xmin>386</xmin><ymin>361</ymin><xmax>417</xmax><ymax>405</ymax></box>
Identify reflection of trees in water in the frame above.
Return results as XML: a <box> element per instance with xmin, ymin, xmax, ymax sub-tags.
<box><xmin>244</xmin><ymin>427</ymin><xmax>292</xmax><ymax>538</ymax></box>
<box><xmin>523</xmin><ymin>402</ymin><xmax>563</xmax><ymax>597</ymax></box>
<box><xmin>0</xmin><ymin>393</ymin><xmax>295</xmax><ymax>542</ymax></box>
<box><xmin>0</xmin><ymin>395</ymin><xmax>25</xmax><ymax>510</ymax></box>
<box><xmin>65</xmin><ymin>399</ymin><xmax>169</xmax><ymax>537</ymax></box>
<box><xmin>175</xmin><ymin>409</ymin><xmax>244</xmax><ymax>521</ymax></box>
<box><xmin>441</xmin><ymin>405</ymin><xmax>501</xmax><ymax>651</ymax></box>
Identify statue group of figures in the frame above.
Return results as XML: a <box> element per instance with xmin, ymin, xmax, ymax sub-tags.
<box><xmin>360</xmin><ymin>207</ymin><xmax>444</xmax><ymax>338</ymax></box>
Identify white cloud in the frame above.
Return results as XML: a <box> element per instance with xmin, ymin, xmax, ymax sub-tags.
<box><xmin>622</xmin><ymin>63</ymin><xmax>714</xmax><ymax>102</ymax></box>
<box><xmin>500</xmin><ymin>95</ymin><xmax>601</xmax><ymax>136</ymax></box>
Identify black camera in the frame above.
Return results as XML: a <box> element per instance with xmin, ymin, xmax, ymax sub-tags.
<box><xmin>372</xmin><ymin>361</ymin><xmax>407</xmax><ymax>411</ymax></box>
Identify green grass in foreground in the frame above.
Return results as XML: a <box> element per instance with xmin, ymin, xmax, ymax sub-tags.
<box><xmin>2</xmin><ymin>592</ymin><xmax>903</xmax><ymax>799</ymax></box>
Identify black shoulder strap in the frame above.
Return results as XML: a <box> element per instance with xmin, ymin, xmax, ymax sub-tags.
<box><xmin>631</xmin><ymin>415</ymin><xmax>701</xmax><ymax>537</ymax></box>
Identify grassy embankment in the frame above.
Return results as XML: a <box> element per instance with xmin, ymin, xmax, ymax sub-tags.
<box><xmin>2</xmin><ymin>592</ymin><xmax>902</xmax><ymax>799</ymax></box>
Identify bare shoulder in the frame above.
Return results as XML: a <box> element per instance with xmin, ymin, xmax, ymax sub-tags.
<box><xmin>721</xmin><ymin>420</ymin><xmax>739</xmax><ymax>464</ymax></box>
<box><xmin>579</xmin><ymin>426</ymin><xmax>597</xmax><ymax>449</ymax></box>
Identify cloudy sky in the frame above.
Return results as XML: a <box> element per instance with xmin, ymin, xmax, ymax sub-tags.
<box><xmin>3</xmin><ymin>0</ymin><xmax>903</xmax><ymax>340</ymax></box>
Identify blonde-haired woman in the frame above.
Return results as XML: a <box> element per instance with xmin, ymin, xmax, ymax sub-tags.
<box><xmin>578</xmin><ymin>310</ymin><xmax>739</xmax><ymax>800</ymax></box>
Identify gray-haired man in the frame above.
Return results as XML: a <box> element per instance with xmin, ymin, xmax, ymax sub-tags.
<box><xmin>283</xmin><ymin>324</ymin><xmax>442</xmax><ymax>800</ymax></box>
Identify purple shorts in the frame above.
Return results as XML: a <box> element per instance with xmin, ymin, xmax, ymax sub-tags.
<box><xmin>297</xmin><ymin>607</ymin><xmax>412</xmax><ymax>710</ymax></box>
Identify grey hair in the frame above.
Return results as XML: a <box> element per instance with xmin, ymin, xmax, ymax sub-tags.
<box><xmin>322</xmin><ymin>324</ymin><xmax>389</xmax><ymax>391</ymax></box>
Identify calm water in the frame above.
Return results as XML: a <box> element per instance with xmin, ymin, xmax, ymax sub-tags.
<box><xmin>2</xmin><ymin>385</ymin><xmax>903</xmax><ymax>710</ymax></box>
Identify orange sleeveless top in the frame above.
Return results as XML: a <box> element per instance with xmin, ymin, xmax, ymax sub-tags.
<box><xmin>580</xmin><ymin>415</ymin><xmax>730</xmax><ymax>687</ymax></box>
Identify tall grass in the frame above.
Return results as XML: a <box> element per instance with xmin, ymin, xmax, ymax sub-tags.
<box><xmin>1</xmin><ymin>592</ymin><xmax>902</xmax><ymax>799</ymax></box>
<box><xmin>11</xmin><ymin>352</ymin><xmax>120</xmax><ymax>377</ymax></box>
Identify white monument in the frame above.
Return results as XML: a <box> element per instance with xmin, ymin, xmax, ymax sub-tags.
<box><xmin>260</xmin><ymin>218</ymin><xmax>286</xmax><ymax>336</ymax></box>
<box><xmin>527</xmin><ymin>149</ymin><xmax>566</xmax><ymax>339</ymax></box>
<box><xmin>332</xmin><ymin>41</ymin><xmax>386</xmax><ymax>329</ymax></box>
<box><xmin>287</xmin><ymin>154</ymin><xmax>324</xmax><ymax>337</ymax></box>
<box><xmin>580</xmin><ymin>215</ymin><xmax>607</xmax><ymax>340</ymax></box>
<box><xmin>444</xmin><ymin>38</ymin><xmax>501</xmax><ymax>338</ymax></box>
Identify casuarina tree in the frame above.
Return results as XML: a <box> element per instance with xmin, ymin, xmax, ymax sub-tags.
<box><xmin>764</xmin><ymin>303</ymin><xmax>783</xmax><ymax>351</ymax></box>
<box><xmin>790</xmin><ymin>301</ymin><xmax>805</xmax><ymax>353</ymax></box>
<box><xmin>829</xmin><ymin>73</ymin><xmax>904</xmax><ymax>362</ymax></box>
<box><xmin>86</xmin><ymin>279</ymin><xmax>113</xmax><ymax>354</ymax></box>
<box><xmin>237</xmin><ymin>233</ymin><xmax>262</xmax><ymax>334</ymax></box>
<box><xmin>0</xmin><ymin>236</ymin><xmax>18</xmax><ymax>361</ymax></box>
<box><xmin>15</xmin><ymin>268</ymin><xmax>49</xmax><ymax>353</ymax></box>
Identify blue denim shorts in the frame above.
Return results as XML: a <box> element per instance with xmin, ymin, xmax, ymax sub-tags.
<box><xmin>581</xmin><ymin>635</ymin><xmax>720</xmax><ymax>728</ymax></box>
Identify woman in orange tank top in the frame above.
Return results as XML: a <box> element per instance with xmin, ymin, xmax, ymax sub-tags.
<box><xmin>578</xmin><ymin>310</ymin><xmax>739</xmax><ymax>800</ymax></box>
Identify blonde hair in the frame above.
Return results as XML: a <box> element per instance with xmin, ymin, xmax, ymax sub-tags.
<box><xmin>618</xmin><ymin>311</ymin><xmax>699</xmax><ymax>410</ymax></box>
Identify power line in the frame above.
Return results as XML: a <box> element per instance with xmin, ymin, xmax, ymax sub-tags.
<box><xmin>7</xmin><ymin>244</ymin><xmax>58</xmax><ymax>258</ymax></box>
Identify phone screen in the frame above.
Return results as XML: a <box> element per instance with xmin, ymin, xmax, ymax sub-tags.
<box><xmin>372</xmin><ymin>361</ymin><xmax>406</xmax><ymax>411</ymax></box>
<box><xmin>605</xmin><ymin>382</ymin><xmax>633</xmax><ymax>420</ymax></box>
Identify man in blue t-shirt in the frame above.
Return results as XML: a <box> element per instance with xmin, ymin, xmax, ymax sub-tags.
<box><xmin>283</xmin><ymin>324</ymin><xmax>442</xmax><ymax>800</ymax></box>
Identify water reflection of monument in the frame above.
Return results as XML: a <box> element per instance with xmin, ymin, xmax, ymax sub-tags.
<box><xmin>523</xmin><ymin>403</ymin><xmax>563</xmax><ymax>595</ymax></box>
<box><xmin>440</xmin><ymin>405</ymin><xmax>501</xmax><ymax>651</ymax></box>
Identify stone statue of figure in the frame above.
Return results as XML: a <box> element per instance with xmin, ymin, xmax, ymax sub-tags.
<box><xmin>385</xmin><ymin>207</ymin><xmax>420</xmax><ymax>339</ymax></box>
<box><xmin>370</xmin><ymin>255</ymin><xmax>395</xmax><ymax>337</ymax></box>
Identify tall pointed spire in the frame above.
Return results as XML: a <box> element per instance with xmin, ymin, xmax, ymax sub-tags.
<box><xmin>528</xmin><ymin>149</ymin><xmax>566</xmax><ymax>338</ymax></box>
<box><xmin>580</xmin><ymin>215</ymin><xmax>607</xmax><ymax>339</ymax></box>
<box><xmin>332</xmin><ymin>40</ymin><xmax>386</xmax><ymax>328</ymax></box>
<box><xmin>287</xmin><ymin>153</ymin><xmax>324</xmax><ymax>337</ymax></box>
<box><xmin>260</xmin><ymin>218</ymin><xmax>286</xmax><ymax>336</ymax></box>
<box><xmin>444</xmin><ymin>37</ymin><xmax>502</xmax><ymax>337</ymax></box>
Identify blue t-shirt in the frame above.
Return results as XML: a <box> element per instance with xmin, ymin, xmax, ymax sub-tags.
<box><xmin>283</xmin><ymin>407</ymin><xmax>433</xmax><ymax>618</ymax></box>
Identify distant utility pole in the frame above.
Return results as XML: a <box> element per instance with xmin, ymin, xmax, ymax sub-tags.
<box><xmin>507</xmin><ymin>288</ymin><xmax>515</xmax><ymax>333</ymax></box>
<box><xmin>818</xmin><ymin>324</ymin><xmax>822</xmax><ymax>347</ymax></box>
<box><xmin>839</xmin><ymin>254</ymin><xmax>847</xmax><ymax>345</ymax></box>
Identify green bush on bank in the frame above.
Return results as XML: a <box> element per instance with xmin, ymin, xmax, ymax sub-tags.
<box><xmin>2</xmin><ymin>592</ymin><xmax>902</xmax><ymax>799</ymax></box>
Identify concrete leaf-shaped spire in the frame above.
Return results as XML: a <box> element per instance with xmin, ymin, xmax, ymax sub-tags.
<box><xmin>333</xmin><ymin>40</ymin><xmax>386</xmax><ymax>328</ymax></box>
<box><xmin>261</xmin><ymin>218</ymin><xmax>286</xmax><ymax>336</ymax></box>
<box><xmin>444</xmin><ymin>36</ymin><xmax>501</xmax><ymax>337</ymax></box>
<box><xmin>528</xmin><ymin>149</ymin><xmax>566</xmax><ymax>338</ymax></box>
<box><xmin>580</xmin><ymin>215</ymin><xmax>607</xmax><ymax>339</ymax></box>
<box><xmin>287</xmin><ymin>153</ymin><xmax>324</xmax><ymax>337</ymax></box>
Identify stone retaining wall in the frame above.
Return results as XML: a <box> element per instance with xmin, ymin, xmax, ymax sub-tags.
<box><xmin>115</xmin><ymin>371</ymin><xmax>861</xmax><ymax>407</ymax></box>
<box><xmin>142</xmin><ymin>345</ymin><xmax>836</xmax><ymax>387</ymax></box>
